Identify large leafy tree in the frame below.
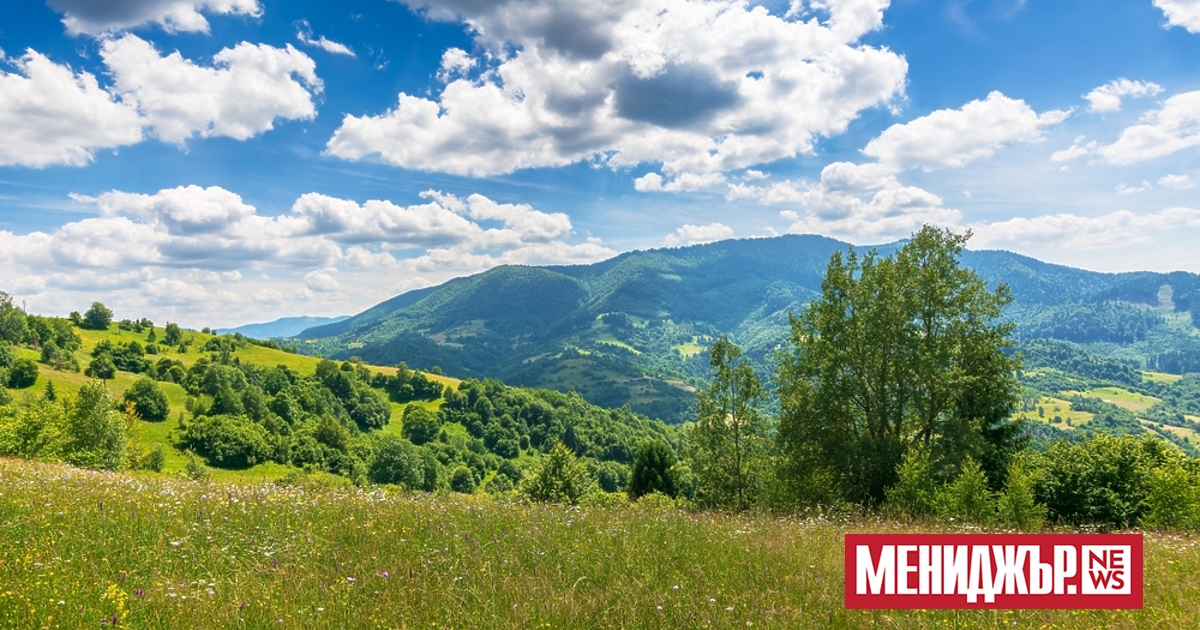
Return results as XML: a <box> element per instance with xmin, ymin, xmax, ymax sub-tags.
<box><xmin>689</xmin><ymin>337</ymin><xmax>768</xmax><ymax>510</ymax></box>
<box><xmin>775</xmin><ymin>226</ymin><xmax>1023</xmax><ymax>506</ymax></box>
<box><xmin>81</xmin><ymin>302</ymin><xmax>114</xmax><ymax>331</ymax></box>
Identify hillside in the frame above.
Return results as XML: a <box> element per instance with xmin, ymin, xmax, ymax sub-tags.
<box><xmin>297</xmin><ymin>235</ymin><xmax>1200</xmax><ymax>424</ymax></box>
<box><xmin>0</xmin><ymin>312</ymin><xmax>676</xmax><ymax>489</ymax></box>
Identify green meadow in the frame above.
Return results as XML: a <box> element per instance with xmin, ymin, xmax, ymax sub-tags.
<box><xmin>3</xmin><ymin>457</ymin><xmax>1200</xmax><ymax>630</ymax></box>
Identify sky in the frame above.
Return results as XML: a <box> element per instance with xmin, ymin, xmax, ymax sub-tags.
<box><xmin>1</xmin><ymin>0</ymin><xmax>1199</xmax><ymax>328</ymax></box>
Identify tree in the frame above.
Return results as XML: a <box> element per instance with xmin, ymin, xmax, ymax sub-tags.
<box><xmin>163</xmin><ymin>322</ymin><xmax>183</xmax><ymax>346</ymax></box>
<box><xmin>689</xmin><ymin>337</ymin><xmax>768</xmax><ymax>510</ymax></box>
<box><xmin>61</xmin><ymin>381</ymin><xmax>128</xmax><ymax>470</ymax></box>
<box><xmin>369</xmin><ymin>434</ymin><xmax>424</xmax><ymax>487</ymax></box>
<box><xmin>6</xmin><ymin>358</ymin><xmax>39</xmax><ymax>389</ymax></box>
<box><xmin>85</xmin><ymin>355</ymin><xmax>117</xmax><ymax>381</ymax></box>
<box><xmin>776</xmin><ymin>226</ymin><xmax>1022</xmax><ymax>507</ymax></box>
<box><xmin>0</xmin><ymin>291</ymin><xmax>28</xmax><ymax>344</ymax></box>
<box><xmin>123</xmin><ymin>377</ymin><xmax>170</xmax><ymax>422</ymax></box>
<box><xmin>80</xmin><ymin>302</ymin><xmax>114</xmax><ymax>331</ymax></box>
<box><xmin>402</xmin><ymin>404</ymin><xmax>439</xmax><ymax>445</ymax></box>
<box><xmin>629</xmin><ymin>440</ymin><xmax>678</xmax><ymax>499</ymax></box>
<box><xmin>522</xmin><ymin>441</ymin><xmax>594</xmax><ymax>504</ymax></box>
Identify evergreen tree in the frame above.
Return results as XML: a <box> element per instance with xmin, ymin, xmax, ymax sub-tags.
<box><xmin>629</xmin><ymin>440</ymin><xmax>678</xmax><ymax>499</ymax></box>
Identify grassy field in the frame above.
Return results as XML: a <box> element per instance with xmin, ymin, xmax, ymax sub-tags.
<box><xmin>1083</xmin><ymin>387</ymin><xmax>1161</xmax><ymax>413</ymax></box>
<box><xmin>2</xmin><ymin>458</ymin><xmax>1198</xmax><ymax>630</ymax></box>
<box><xmin>1144</xmin><ymin>371</ymin><xmax>1183</xmax><ymax>384</ymax></box>
<box><xmin>1015</xmin><ymin>395</ymin><xmax>1094</xmax><ymax>428</ymax></box>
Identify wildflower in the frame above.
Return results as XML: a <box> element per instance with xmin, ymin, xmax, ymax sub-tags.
<box><xmin>133</xmin><ymin>590</ymin><xmax>144</xmax><ymax>597</ymax></box>
<box><xmin>672</xmin><ymin>585</ymin><xmax>680</xmax><ymax>591</ymax></box>
<box><xmin>346</xmin><ymin>577</ymin><xmax>356</xmax><ymax>583</ymax></box>
<box><xmin>381</xmin><ymin>571</ymin><xmax>389</xmax><ymax>579</ymax></box>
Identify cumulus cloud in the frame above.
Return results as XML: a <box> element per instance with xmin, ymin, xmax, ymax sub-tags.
<box><xmin>1050</xmin><ymin>135</ymin><xmax>1097</xmax><ymax>162</ymax></box>
<box><xmin>726</xmin><ymin>92</ymin><xmax>1067</xmax><ymax>240</ymax></box>
<box><xmin>48</xmin><ymin>0</ymin><xmax>262</xmax><ymax>35</ymax></box>
<box><xmin>972</xmin><ymin>207</ymin><xmax>1200</xmax><ymax>250</ymax></box>
<box><xmin>862</xmin><ymin>92</ymin><xmax>1068</xmax><ymax>171</ymax></box>
<box><xmin>1084</xmin><ymin>78</ymin><xmax>1162</xmax><ymax>113</ymax></box>
<box><xmin>732</xmin><ymin>162</ymin><xmax>959</xmax><ymax>241</ymax></box>
<box><xmin>663</xmin><ymin>222</ymin><xmax>734</xmax><ymax>246</ymax></box>
<box><xmin>1097</xmin><ymin>89</ymin><xmax>1200</xmax><ymax>165</ymax></box>
<box><xmin>296</xmin><ymin>20</ymin><xmax>355</xmax><ymax>56</ymax></box>
<box><xmin>0</xmin><ymin>185</ymin><xmax>616</xmax><ymax>327</ymax></box>
<box><xmin>634</xmin><ymin>171</ymin><xmax>726</xmax><ymax>192</ymax></box>
<box><xmin>327</xmin><ymin>0</ymin><xmax>907</xmax><ymax>178</ymax></box>
<box><xmin>1159</xmin><ymin>173</ymin><xmax>1195</xmax><ymax>189</ymax></box>
<box><xmin>0</xmin><ymin>50</ymin><xmax>143</xmax><ymax>167</ymax></box>
<box><xmin>0</xmin><ymin>37</ymin><xmax>321</xmax><ymax>166</ymax></box>
<box><xmin>1153</xmin><ymin>0</ymin><xmax>1200</xmax><ymax>33</ymax></box>
<box><xmin>101</xmin><ymin>35</ymin><xmax>321</xmax><ymax>143</ymax></box>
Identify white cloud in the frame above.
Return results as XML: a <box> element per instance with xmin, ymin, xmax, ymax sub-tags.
<box><xmin>436</xmin><ymin>48</ymin><xmax>475</xmax><ymax>82</ymax></box>
<box><xmin>101</xmin><ymin>35</ymin><xmax>321</xmax><ymax>143</ymax></box>
<box><xmin>1159</xmin><ymin>173</ymin><xmax>1195</xmax><ymax>189</ymax></box>
<box><xmin>1050</xmin><ymin>135</ymin><xmax>1097</xmax><ymax>162</ymax></box>
<box><xmin>972</xmin><ymin>207</ymin><xmax>1200</xmax><ymax>250</ymax></box>
<box><xmin>862</xmin><ymin>92</ymin><xmax>1067</xmax><ymax>171</ymax></box>
<box><xmin>664</xmin><ymin>222</ymin><xmax>734</xmax><ymax>246</ymax></box>
<box><xmin>1097</xmin><ymin>89</ymin><xmax>1200</xmax><ymax>164</ymax></box>
<box><xmin>328</xmin><ymin>0</ymin><xmax>907</xmax><ymax>179</ymax></box>
<box><xmin>1116</xmin><ymin>182</ymin><xmax>1149</xmax><ymax>195</ymax></box>
<box><xmin>48</xmin><ymin>0</ymin><xmax>262</xmax><ymax>35</ymax></box>
<box><xmin>1153</xmin><ymin>0</ymin><xmax>1200</xmax><ymax>33</ymax></box>
<box><xmin>1084</xmin><ymin>78</ymin><xmax>1163</xmax><ymax>113</ymax></box>
<box><xmin>734</xmin><ymin>162</ymin><xmax>960</xmax><ymax>241</ymax></box>
<box><xmin>0</xmin><ymin>50</ymin><xmax>143</xmax><ymax>167</ymax></box>
<box><xmin>0</xmin><ymin>185</ymin><xmax>616</xmax><ymax>327</ymax></box>
<box><xmin>296</xmin><ymin>20</ymin><xmax>355</xmax><ymax>57</ymax></box>
<box><xmin>635</xmin><ymin>171</ymin><xmax>726</xmax><ymax>192</ymax></box>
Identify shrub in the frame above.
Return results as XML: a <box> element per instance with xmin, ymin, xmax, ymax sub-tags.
<box><xmin>940</xmin><ymin>457</ymin><xmax>995</xmax><ymax>525</ymax></box>
<box><xmin>180</xmin><ymin>414</ymin><xmax>273</xmax><ymax>468</ymax></box>
<box><xmin>185</xmin><ymin>451</ymin><xmax>211</xmax><ymax>481</ymax></box>
<box><xmin>885</xmin><ymin>447</ymin><xmax>940</xmax><ymax>518</ymax></box>
<box><xmin>1143</xmin><ymin>459</ymin><xmax>1200</xmax><ymax>532</ymax></box>
<box><xmin>60</xmin><ymin>382</ymin><xmax>127</xmax><ymax>471</ymax></box>
<box><xmin>996</xmin><ymin>458</ymin><xmax>1046</xmax><ymax>531</ymax></box>
<box><xmin>6</xmin><ymin>358</ymin><xmax>38</xmax><ymax>389</ymax></box>
<box><xmin>124</xmin><ymin>377</ymin><xmax>170</xmax><ymax>422</ymax></box>
<box><xmin>449</xmin><ymin>465</ymin><xmax>476</xmax><ymax>494</ymax></box>
<box><xmin>1032</xmin><ymin>435</ymin><xmax>1171</xmax><ymax>529</ymax></box>
<box><xmin>522</xmin><ymin>442</ymin><xmax>593</xmax><ymax>504</ymax></box>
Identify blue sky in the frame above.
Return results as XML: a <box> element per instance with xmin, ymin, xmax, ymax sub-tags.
<box><xmin>1</xmin><ymin>0</ymin><xmax>1199</xmax><ymax>327</ymax></box>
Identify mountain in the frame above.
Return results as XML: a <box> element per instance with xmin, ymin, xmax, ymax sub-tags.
<box><xmin>297</xmin><ymin>235</ymin><xmax>1200</xmax><ymax>424</ymax></box>
<box><xmin>218</xmin><ymin>315</ymin><xmax>349</xmax><ymax>339</ymax></box>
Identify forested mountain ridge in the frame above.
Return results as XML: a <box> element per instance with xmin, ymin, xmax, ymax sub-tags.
<box><xmin>298</xmin><ymin>235</ymin><xmax>1200</xmax><ymax>424</ymax></box>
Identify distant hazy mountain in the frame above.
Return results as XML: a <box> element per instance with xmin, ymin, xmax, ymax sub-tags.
<box><xmin>218</xmin><ymin>315</ymin><xmax>349</xmax><ymax>339</ymax></box>
<box><xmin>299</xmin><ymin>235</ymin><xmax>1200</xmax><ymax>423</ymax></box>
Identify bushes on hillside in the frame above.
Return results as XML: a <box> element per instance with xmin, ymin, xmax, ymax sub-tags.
<box><xmin>180</xmin><ymin>414</ymin><xmax>274</xmax><ymax>468</ymax></box>
<box><xmin>124</xmin><ymin>377</ymin><xmax>170</xmax><ymax>422</ymax></box>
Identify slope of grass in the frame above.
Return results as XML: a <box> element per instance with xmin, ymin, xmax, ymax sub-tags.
<box><xmin>2</xmin><ymin>458</ymin><xmax>1198</xmax><ymax>630</ymax></box>
<box><xmin>8</xmin><ymin>324</ymin><xmax>457</xmax><ymax>481</ymax></box>
<box><xmin>1084</xmin><ymin>387</ymin><xmax>1161</xmax><ymax>413</ymax></box>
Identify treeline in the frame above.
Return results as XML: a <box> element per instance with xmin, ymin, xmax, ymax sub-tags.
<box><xmin>1017</xmin><ymin>301</ymin><xmax>1164</xmax><ymax>344</ymax></box>
<box><xmin>1017</xmin><ymin>339</ymin><xmax>1141</xmax><ymax>387</ymax></box>
<box><xmin>1151</xmin><ymin>349</ymin><xmax>1200</xmax><ymax>375</ymax></box>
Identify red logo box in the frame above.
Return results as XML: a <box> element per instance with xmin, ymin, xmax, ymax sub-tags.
<box><xmin>844</xmin><ymin>533</ymin><xmax>1143</xmax><ymax>609</ymax></box>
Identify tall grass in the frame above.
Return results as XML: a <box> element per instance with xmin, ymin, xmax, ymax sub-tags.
<box><xmin>2</xmin><ymin>458</ymin><xmax>1198</xmax><ymax>629</ymax></box>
